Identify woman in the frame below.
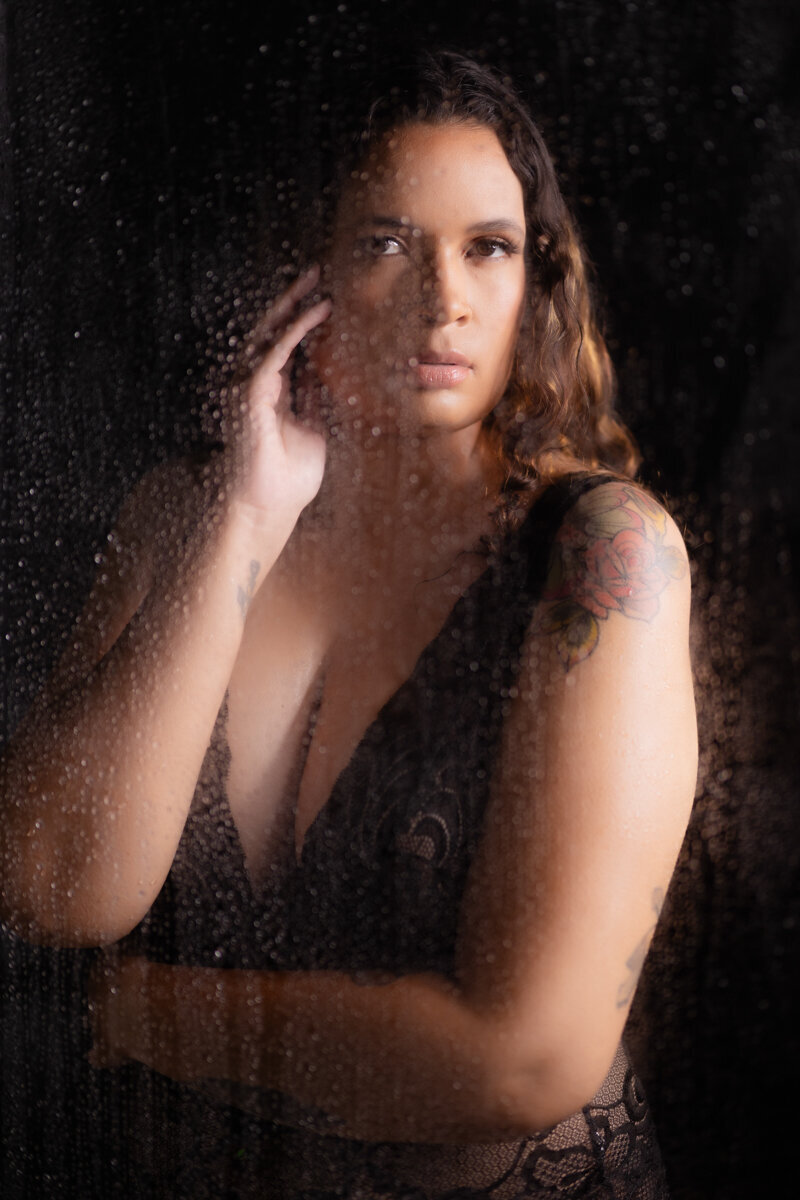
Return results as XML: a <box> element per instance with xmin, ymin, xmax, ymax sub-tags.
<box><xmin>1</xmin><ymin>53</ymin><xmax>696</xmax><ymax>1197</ymax></box>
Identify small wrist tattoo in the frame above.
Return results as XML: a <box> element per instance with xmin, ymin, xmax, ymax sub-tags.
<box><xmin>237</xmin><ymin>559</ymin><xmax>261</xmax><ymax>619</ymax></box>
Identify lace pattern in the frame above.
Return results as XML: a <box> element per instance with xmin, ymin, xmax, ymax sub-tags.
<box><xmin>117</xmin><ymin>1042</ymin><xmax>666</xmax><ymax>1198</ymax></box>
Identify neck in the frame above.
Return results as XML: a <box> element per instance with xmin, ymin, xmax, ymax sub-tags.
<box><xmin>306</xmin><ymin>421</ymin><xmax>502</xmax><ymax>581</ymax></box>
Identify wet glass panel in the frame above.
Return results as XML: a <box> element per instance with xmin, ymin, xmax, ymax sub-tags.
<box><xmin>2</xmin><ymin>3</ymin><xmax>798</xmax><ymax>1196</ymax></box>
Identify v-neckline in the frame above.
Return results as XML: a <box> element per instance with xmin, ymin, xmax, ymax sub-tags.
<box><xmin>218</xmin><ymin>473</ymin><xmax>591</xmax><ymax>889</ymax></box>
<box><xmin>211</xmin><ymin>554</ymin><xmax>496</xmax><ymax>895</ymax></box>
<box><xmin>289</xmin><ymin>545</ymin><xmax>509</xmax><ymax>868</ymax></box>
<box><xmin>288</xmin><ymin>472</ymin><xmax>602</xmax><ymax>868</ymax></box>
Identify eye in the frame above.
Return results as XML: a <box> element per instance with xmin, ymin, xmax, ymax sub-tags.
<box><xmin>469</xmin><ymin>237</ymin><xmax>519</xmax><ymax>259</ymax></box>
<box><xmin>363</xmin><ymin>234</ymin><xmax>404</xmax><ymax>257</ymax></box>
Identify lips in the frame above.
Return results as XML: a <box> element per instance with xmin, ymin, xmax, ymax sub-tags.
<box><xmin>410</xmin><ymin>349</ymin><xmax>472</xmax><ymax>388</ymax></box>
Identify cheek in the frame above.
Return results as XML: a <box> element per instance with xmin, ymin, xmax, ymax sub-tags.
<box><xmin>499</xmin><ymin>271</ymin><xmax>528</xmax><ymax>332</ymax></box>
<box><xmin>308</xmin><ymin>292</ymin><xmax>395</xmax><ymax>393</ymax></box>
<box><xmin>486</xmin><ymin>281</ymin><xmax>526</xmax><ymax>369</ymax></box>
<box><xmin>334</xmin><ymin>279</ymin><xmax>414</xmax><ymax>359</ymax></box>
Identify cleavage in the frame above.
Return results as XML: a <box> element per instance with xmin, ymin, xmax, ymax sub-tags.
<box><xmin>293</xmin><ymin>645</ymin><xmax>416</xmax><ymax>861</ymax></box>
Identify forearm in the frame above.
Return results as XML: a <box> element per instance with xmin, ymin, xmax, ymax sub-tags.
<box><xmin>108</xmin><ymin>962</ymin><xmax>554</xmax><ymax>1143</ymax></box>
<box><xmin>0</xmin><ymin>501</ymin><xmax>289</xmax><ymax>945</ymax></box>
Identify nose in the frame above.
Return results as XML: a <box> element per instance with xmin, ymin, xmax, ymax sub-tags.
<box><xmin>421</xmin><ymin>247</ymin><xmax>471</xmax><ymax>326</ymax></box>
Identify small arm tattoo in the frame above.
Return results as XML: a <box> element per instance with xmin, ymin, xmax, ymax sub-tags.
<box><xmin>236</xmin><ymin>559</ymin><xmax>260</xmax><ymax>619</ymax></box>
<box><xmin>616</xmin><ymin>886</ymin><xmax>665</xmax><ymax>1009</ymax></box>
<box><xmin>537</xmin><ymin>483</ymin><xmax>686</xmax><ymax>671</ymax></box>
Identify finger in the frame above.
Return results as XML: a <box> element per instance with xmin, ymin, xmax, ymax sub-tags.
<box><xmin>234</xmin><ymin>276</ymin><xmax>326</xmax><ymax>388</ymax></box>
<box><xmin>248</xmin><ymin>265</ymin><xmax>321</xmax><ymax>347</ymax></box>
<box><xmin>259</xmin><ymin>297</ymin><xmax>332</xmax><ymax>379</ymax></box>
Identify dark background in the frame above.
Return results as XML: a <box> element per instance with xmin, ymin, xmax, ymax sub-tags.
<box><xmin>2</xmin><ymin>1</ymin><xmax>798</xmax><ymax>1196</ymax></box>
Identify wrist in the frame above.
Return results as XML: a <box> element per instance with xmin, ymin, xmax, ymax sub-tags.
<box><xmin>197</xmin><ymin>496</ymin><xmax>298</xmax><ymax>602</ymax></box>
<box><xmin>225</xmin><ymin>492</ymin><xmax>305</xmax><ymax>542</ymax></box>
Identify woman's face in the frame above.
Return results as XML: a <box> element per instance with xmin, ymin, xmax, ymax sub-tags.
<box><xmin>312</xmin><ymin>121</ymin><xmax>528</xmax><ymax>442</ymax></box>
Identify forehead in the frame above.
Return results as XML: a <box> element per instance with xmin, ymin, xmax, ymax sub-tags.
<box><xmin>339</xmin><ymin>122</ymin><xmax>526</xmax><ymax>232</ymax></box>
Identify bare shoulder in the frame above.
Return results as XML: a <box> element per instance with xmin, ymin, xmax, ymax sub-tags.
<box><xmin>113</xmin><ymin>453</ymin><xmax>213</xmax><ymax>555</ymax></box>
<box><xmin>535</xmin><ymin>478</ymin><xmax>690</xmax><ymax>671</ymax></box>
<box><xmin>105</xmin><ymin>449</ymin><xmax>225</xmax><ymax>612</ymax></box>
<box><xmin>46</xmin><ymin>453</ymin><xmax>216</xmax><ymax>694</ymax></box>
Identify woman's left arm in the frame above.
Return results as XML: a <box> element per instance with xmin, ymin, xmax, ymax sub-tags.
<box><xmin>92</xmin><ymin>482</ymin><xmax>697</xmax><ymax>1144</ymax></box>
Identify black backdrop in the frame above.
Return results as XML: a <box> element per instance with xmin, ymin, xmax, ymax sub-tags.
<box><xmin>2</xmin><ymin>1</ymin><xmax>798</xmax><ymax>1196</ymax></box>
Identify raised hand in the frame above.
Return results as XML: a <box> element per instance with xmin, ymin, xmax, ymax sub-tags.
<box><xmin>220</xmin><ymin>265</ymin><xmax>332</xmax><ymax>530</ymax></box>
<box><xmin>0</xmin><ymin>270</ymin><xmax>332</xmax><ymax>948</ymax></box>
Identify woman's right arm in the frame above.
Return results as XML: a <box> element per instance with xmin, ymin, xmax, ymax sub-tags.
<box><xmin>0</xmin><ymin>271</ymin><xmax>331</xmax><ymax>947</ymax></box>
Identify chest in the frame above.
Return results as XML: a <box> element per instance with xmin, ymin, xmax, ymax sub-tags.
<box><xmin>157</xmin><ymin>599</ymin><xmax>510</xmax><ymax>973</ymax></box>
<box><xmin>222</xmin><ymin>560</ymin><xmax>492</xmax><ymax>884</ymax></box>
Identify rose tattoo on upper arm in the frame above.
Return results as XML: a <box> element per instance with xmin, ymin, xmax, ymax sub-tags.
<box><xmin>538</xmin><ymin>483</ymin><xmax>686</xmax><ymax>670</ymax></box>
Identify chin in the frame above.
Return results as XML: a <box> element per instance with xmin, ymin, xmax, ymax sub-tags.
<box><xmin>328</xmin><ymin>372</ymin><xmax>496</xmax><ymax>439</ymax></box>
<box><xmin>412</xmin><ymin>390</ymin><xmax>495</xmax><ymax>434</ymax></box>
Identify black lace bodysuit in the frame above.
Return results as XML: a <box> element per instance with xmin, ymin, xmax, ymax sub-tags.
<box><xmin>121</xmin><ymin>474</ymin><xmax>670</xmax><ymax>1199</ymax></box>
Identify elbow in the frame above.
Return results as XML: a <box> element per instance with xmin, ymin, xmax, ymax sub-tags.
<box><xmin>1</xmin><ymin>822</ymin><xmax>154</xmax><ymax>948</ymax></box>
<box><xmin>0</xmin><ymin>858</ymin><xmax>146</xmax><ymax>948</ymax></box>
<box><xmin>0</xmin><ymin>890</ymin><xmax>136</xmax><ymax>948</ymax></box>
<box><xmin>482</xmin><ymin>1036</ymin><xmax>617</xmax><ymax>1137</ymax></box>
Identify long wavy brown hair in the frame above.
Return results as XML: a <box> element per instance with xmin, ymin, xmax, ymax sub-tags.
<box><xmin>316</xmin><ymin>52</ymin><xmax>640</xmax><ymax>521</ymax></box>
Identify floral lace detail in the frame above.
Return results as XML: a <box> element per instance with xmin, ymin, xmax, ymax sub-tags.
<box><xmin>119</xmin><ymin>1046</ymin><xmax>666</xmax><ymax>1199</ymax></box>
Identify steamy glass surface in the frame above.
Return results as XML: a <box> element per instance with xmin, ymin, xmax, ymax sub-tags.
<box><xmin>2</xmin><ymin>2</ymin><xmax>798</xmax><ymax>1196</ymax></box>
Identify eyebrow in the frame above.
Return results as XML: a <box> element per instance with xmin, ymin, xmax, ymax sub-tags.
<box><xmin>363</xmin><ymin>215</ymin><xmax>526</xmax><ymax>240</ymax></box>
<box><xmin>466</xmin><ymin>218</ymin><xmax>526</xmax><ymax>240</ymax></box>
